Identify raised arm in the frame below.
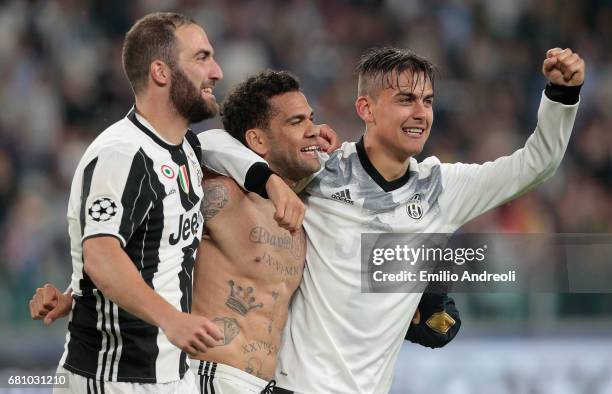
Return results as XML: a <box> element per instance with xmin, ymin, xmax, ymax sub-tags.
<box><xmin>440</xmin><ymin>48</ymin><xmax>584</xmax><ymax>226</ymax></box>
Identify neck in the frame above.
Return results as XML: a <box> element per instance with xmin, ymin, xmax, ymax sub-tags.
<box><xmin>363</xmin><ymin>132</ymin><xmax>411</xmax><ymax>181</ymax></box>
<box><xmin>135</xmin><ymin>94</ymin><xmax>189</xmax><ymax>145</ymax></box>
<box><xmin>269</xmin><ymin>165</ymin><xmax>298</xmax><ymax>189</ymax></box>
<box><xmin>282</xmin><ymin>177</ymin><xmax>297</xmax><ymax>189</ymax></box>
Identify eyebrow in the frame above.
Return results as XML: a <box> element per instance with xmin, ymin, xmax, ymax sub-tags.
<box><xmin>286</xmin><ymin>111</ymin><xmax>314</xmax><ymax>124</ymax></box>
<box><xmin>395</xmin><ymin>92</ymin><xmax>435</xmax><ymax>100</ymax></box>
<box><xmin>194</xmin><ymin>49</ymin><xmax>213</xmax><ymax>58</ymax></box>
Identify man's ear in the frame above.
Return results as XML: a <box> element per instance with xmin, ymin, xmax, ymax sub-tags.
<box><xmin>245</xmin><ymin>128</ymin><xmax>269</xmax><ymax>156</ymax></box>
<box><xmin>355</xmin><ymin>95</ymin><xmax>375</xmax><ymax>124</ymax></box>
<box><xmin>150</xmin><ymin>60</ymin><xmax>170</xmax><ymax>87</ymax></box>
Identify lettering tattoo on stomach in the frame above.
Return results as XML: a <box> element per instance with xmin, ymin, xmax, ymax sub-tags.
<box><xmin>254</xmin><ymin>251</ymin><xmax>303</xmax><ymax>278</ymax></box>
<box><xmin>242</xmin><ymin>340</ymin><xmax>278</xmax><ymax>356</ymax></box>
<box><xmin>249</xmin><ymin>226</ymin><xmax>304</xmax><ymax>260</ymax></box>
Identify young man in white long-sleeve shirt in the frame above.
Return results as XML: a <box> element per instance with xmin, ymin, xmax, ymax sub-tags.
<box><xmin>198</xmin><ymin>46</ymin><xmax>584</xmax><ymax>393</ymax></box>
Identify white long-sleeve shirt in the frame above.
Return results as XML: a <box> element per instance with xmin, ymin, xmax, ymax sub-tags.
<box><xmin>200</xmin><ymin>88</ymin><xmax>579</xmax><ymax>394</ymax></box>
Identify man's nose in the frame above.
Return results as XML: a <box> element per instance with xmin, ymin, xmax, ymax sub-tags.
<box><xmin>412</xmin><ymin>101</ymin><xmax>426</xmax><ymax>119</ymax></box>
<box><xmin>210</xmin><ymin>59</ymin><xmax>223</xmax><ymax>81</ymax></box>
<box><xmin>305</xmin><ymin>122</ymin><xmax>319</xmax><ymax>138</ymax></box>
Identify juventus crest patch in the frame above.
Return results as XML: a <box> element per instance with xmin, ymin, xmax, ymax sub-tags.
<box><xmin>406</xmin><ymin>193</ymin><xmax>423</xmax><ymax>220</ymax></box>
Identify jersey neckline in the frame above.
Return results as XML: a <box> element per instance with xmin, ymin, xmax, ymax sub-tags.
<box><xmin>127</xmin><ymin>107</ymin><xmax>185</xmax><ymax>151</ymax></box>
<box><xmin>355</xmin><ymin>136</ymin><xmax>412</xmax><ymax>192</ymax></box>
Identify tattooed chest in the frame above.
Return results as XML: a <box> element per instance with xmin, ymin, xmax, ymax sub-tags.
<box><xmin>252</xmin><ymin>250</ymin><xmax>304</xmax><ymax>283</ymax></box>
<box><xmin>248</xmin><ymin>225</ymin><xmax>305</xmax><ymax>283</ymax></box>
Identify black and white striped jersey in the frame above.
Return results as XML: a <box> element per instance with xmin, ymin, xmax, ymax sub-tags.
<box><xmin>60</xmin><ymin>108</ymin><xmax>204</xmax><ymax>384</ymax></box>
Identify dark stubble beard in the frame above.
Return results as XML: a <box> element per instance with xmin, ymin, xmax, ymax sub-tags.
<box><xmin>169</xmin><ymin>65</ymin><xmax>218</xmax><ymax>123</ymax></box>
<box><xmin>267</xmin><ymin>140</ymin><xmax>320</xmax><ymax>183</ymax></box>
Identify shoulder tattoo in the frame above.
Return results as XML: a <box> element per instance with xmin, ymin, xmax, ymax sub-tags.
<box><xmin>201</xmin><ymin>179</ymin><xmax>230</xmax><ymax>223</ymax></box>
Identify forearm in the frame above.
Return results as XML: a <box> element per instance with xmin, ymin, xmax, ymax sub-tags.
<box><xmin>440</xmin><ymin>84</ymin><xmax>580</xmax><ymax>226</ymax></box>
<box><xmin>83</xmin><ymin>237</ymin><xmax>178</xmax><ymax>329</ymax></box>
<box><xmin>520</xmin><ymin>84</ymin><xmax>580</xmax><ymax>182</ymax></box>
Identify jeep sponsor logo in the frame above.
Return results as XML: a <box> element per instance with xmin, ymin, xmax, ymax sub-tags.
<box><xmin>169</xmin><ymin>211</ymin><xmax>200</xmax><ymax>245</ymax></box>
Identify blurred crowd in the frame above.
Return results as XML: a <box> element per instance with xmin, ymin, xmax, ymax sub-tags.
<box><xmin>0</xmin><ymin>0</ymin><xmax>611</xmax><ymax>326</ymax></box>
<box><xmin>390</xmin><ymin>339</ymin><xmax>612</xmax><ymax>394</ymax></box>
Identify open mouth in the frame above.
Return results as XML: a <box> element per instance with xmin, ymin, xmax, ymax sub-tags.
<box><xmin>401</xmin><ymin>127</ymin><xmax>424</xmax><ymax>136</ymax></box>
<box><xmin>201</xmin><ymin>87</ymin><xmax>215</xmax><ymax>97</ymax></box>
<box><xmin>300</xmin><ymin>145</ymin><xmax>322</xmax><ymax>157</ymax></box>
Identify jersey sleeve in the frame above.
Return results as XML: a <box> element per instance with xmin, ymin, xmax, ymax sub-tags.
<box><xmin>198</xmin><ymin>129</ymin><xmax>274</xmax><ymax>197</ymax></box>
<box><xmin>439</xmin><ymin>85</ymin><xmax>580</xmax><ymax>227</ymax></box>
<box><xmin>81</xmin><ymin>147</ymin><xmax>157</xmax><ymax>247</ymax></box>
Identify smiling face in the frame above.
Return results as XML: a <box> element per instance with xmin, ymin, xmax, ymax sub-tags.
<box><xmin>170</xmin><ymin>24</ymin><xmax>223</xmax><ymax>123</ymax></box>
<box><xmin>264</xmin><ymin>91</ymin><xmax>322</xmax><ymax>182</ymax></box>
<box><xmin>367</xmin><ymin>70</ymin><xmax>434</xmax><ymax>161</ymax></box>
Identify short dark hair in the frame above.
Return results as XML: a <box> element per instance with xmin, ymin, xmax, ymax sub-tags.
<box><xmin>221</xmin><ymin>70</ymin><xmax>301</xmax><ymax>145</ymax></box>
<box><xmin>122</xmin><ymin>12</ymin><xmax>196</xmax><ymax>94</ymax></box>
<box><xmin>356</xmin><ymin>47</ymin><xmax>437</xmax><ymax>97</ymax></box>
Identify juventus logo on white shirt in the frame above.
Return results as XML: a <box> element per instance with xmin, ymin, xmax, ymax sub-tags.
<box><xmin>407</xmin><ymin>193</ymin><xmax>423</xmax><ymax>219</ymax></box>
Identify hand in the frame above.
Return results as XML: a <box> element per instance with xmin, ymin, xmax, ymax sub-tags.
<box><xmin>542</xmin><ymin>47</ymin><xmax>585</xmax><ymax>86</ymax></box>
<box><xmin>265</xmin><ymin>174</ymin><xmax>305</xmax><ymax>234</ymax></box>
<box><xmin>161</xmin><ymin>312</ymin><xmax>223</xmax><ymax>357</ymax></box>
<box><xmin>29</xmin><ymin>284</ymin><xmax>73</xmax><ymax>326</ymax></box>
<box><xmin>405</xmin><ymin>293</ymin><xmax>461</xmax><ymax>349</ymax></box>
<box><xmin>316</xmin><ymin>124</ymin><xmax>342</xmax><ymax>154</ymax></box>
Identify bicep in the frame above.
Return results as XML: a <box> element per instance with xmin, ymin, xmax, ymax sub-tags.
<box><xmin>82</xmin><ymin>235</ymin><xmax>126</xmax><ymax>277</ymax></box>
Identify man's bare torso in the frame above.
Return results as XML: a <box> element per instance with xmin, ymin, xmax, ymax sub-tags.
<box><xmin>191</xmin><ymin>171</ymin><xmax>305</xmax><ymax>380</ymax></box>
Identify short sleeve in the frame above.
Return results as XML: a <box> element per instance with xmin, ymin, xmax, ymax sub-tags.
<box><xmin>81</xmin><ymin>147</ymin><xmax>158</xmax><ymax>246</ymax></box>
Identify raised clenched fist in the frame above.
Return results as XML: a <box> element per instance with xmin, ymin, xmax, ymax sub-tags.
<box><xmin>542</xmin><ymin>47</ymin><xmax>585</xmax><ymax>87</ymax></box>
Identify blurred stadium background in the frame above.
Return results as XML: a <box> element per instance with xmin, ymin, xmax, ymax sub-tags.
<box><xmin>0</xmin><ymin>0</ymin><xmax>611</xmax><ymax>393</ymax></box>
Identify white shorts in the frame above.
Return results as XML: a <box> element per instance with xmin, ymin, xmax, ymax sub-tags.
<box><xmin>53</xmin><ymin>365</ymin><xmax>198</xmax><ymax>394</ymax></box>
<box><xmin>190</xmin><ymin>359</ymin><xmax>275</xmax><ymax>394</ymax></box>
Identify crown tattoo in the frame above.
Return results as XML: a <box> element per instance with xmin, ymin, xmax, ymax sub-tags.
<box><xmin>226</xmin><ymin>280</ymin><xmax>264</xmax><ymax>316</ymax></box>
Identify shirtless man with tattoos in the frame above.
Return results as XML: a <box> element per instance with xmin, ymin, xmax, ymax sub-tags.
<box><xmin>188</xmin><ymin>70</ymin><xmax>319</xmax><ymax>392</ymax></box>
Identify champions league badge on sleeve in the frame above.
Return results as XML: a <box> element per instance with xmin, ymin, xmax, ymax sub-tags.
<box><xmin>88</xmin><ymin>197</ymin><xmax>118</xmax><ymax>222</ymax></box>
